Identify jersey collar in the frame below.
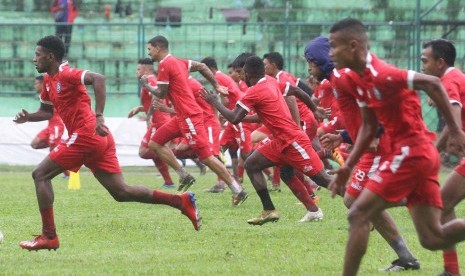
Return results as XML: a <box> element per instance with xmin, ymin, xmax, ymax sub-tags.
<box><xmin>160</xmin><ymin>54</ymin><xmax>171</xmax><ymax>64</ymax></box>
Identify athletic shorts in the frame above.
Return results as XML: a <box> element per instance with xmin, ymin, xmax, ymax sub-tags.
<box><xmin>365</xmin><ymin>142</ymin><xmax>442</xmax><ymax>209</ymax></box>
<box><xmin>36</xmin><ymin>123</ymin><xmax>65</xmax><ymax>148</ymax></box>
<box><xmin>257</xmin><ymin>132</ymin><xmax>323</xmax><ymax>177</ymax></box>
<box><xmin>49</xmin><ymin>132</ymin><xmax>121</xmax><ymax>174</ymax></box>
<box><xmin>454</xmin><ymin>158</ymin><xmax>465</xmax><ymax>177</ymax></box>
<box><xmin>319</xmin><ymin>116</ymin><xmax>345</xmax><ymax>135</ymax></box>
<box><xmin>140</xmin><ymin>126</ymin><xmax>156</xmax><ymax>148</ymax></box>
<box><xmin>151</xmin><ymin>115</ymin><xmax>212</xmax><ymax>160</ymax></box>
<box><xmin>220</xmin><ymin>122</ymin><xmax>253</xmax><ymax>154</ymax></box>
<box><xmin>204</xmin><ymin>119</ymin><xmax>221</xmax><ymax>156</ymax></box>
<box><xmin>345</xmin><ymin>152</ymin><xmax>382</xmax><ymax>198</ymax></box>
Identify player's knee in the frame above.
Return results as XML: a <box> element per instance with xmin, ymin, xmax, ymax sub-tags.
<box><xmin>30</xmin><ymin>142</ymin><xmax>39</xmax><ymax>149</ymax></box>
<box><xmin>110</xmin><ymin>187</ymin><xmax>131</xmax><ymax>202</ymax></box>
<box><xmin>347</xmin><ymin>205</ymin><xmax>368</xmax><ymax>226</ymax></box>
<box><xmin>32</xmin><ymin>167</ymin><xmax>46</xmax><ymax>182</ymax></box>
<box><xmin>228</xmin><ymin>149</ymin><xmax>238</xmax><ymax>159</ymax></box>
<box><xmin>279</xmin><ymin>166</ymin><xmax>294</xmax><ymax>182</ymax></box>
<box><xmin>244</xmin><ymin>158</ymin><xmax>259</xmax><ymax>172</ymax></box>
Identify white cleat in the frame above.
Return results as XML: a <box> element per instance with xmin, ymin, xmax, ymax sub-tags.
<box><xmin>299</xmin><ymin>208</ymin><xmax>323</xmax><ymax>222</ymax></box>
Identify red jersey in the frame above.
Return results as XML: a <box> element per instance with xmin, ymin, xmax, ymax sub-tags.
<box><xmin>237</xmin><ymin>77</ymin><xmax>303</xmax><ymax>147</ymax></box>
<box><xmin>276</xmin><ymin>70</ymin><xmax>315</xmax><ymax>124</ymax></box>
<box><xmin>140</xmin><ymin>74</ymin><xmax>171</xmax><ymax>128</ymax></box>
<box><xmin>188</xmin><ymin>76</ymin><xmax>217</xmax><ymax>123</ymax></box>
<box><xmin>441</xmin><ymin>67</ymin><xmax>465</xmax><ymax>130</ymax></box>
<box><xmin>238</xmin><ymin>80</ymin><xmax>248</xmax><ymax>92</ymax></box>
<box><xmin>215</xmin><ymin>71</ymin><xmax>243</xmax><ymax>110</ymax></box>
<box><xmin>157</xmin><ymin>54</ymin><xmax>202</xmax><ymax>118</ymax></box>
<box><xmin>49</xmin><ymin>108</ymin><xmax>64</xmax><ymax>126</ymax></box>
<box><xmin>314</xmin><ymin>78</ymin><xmax>341</xmax><ymax>121</ymax></box>
<box><xmin>40</xmin><ymin>62</ymin><xmax>94</xmax><ymax>134</ymax></box>
<box><xmin>344</xmin><ymin>53</ymin><xmax>435</xmax><ymax>148</ymax></box>
<box><xmin>331</xmin><ymin>68</ymin><xmax>391</xmax><ymax>155</ymax></box>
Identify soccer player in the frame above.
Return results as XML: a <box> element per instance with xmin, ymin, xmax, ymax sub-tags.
<box><xmin>421</xmin><ymin>39</ymin><xmax>465</xmax><ymax>276</ymax></box>
<box><xmin>228</xmin><ymin>62</ymin><xmax>247</xmax><ymax>92</ymax></box>
<box><xmin>327</xmin><ymin>18</ymin><xmax>465</xmax><ymax>276</ymax></box>
<box><xmin>141</xmin><ymin>36</ymin><xmax>247</xmax><ymax>206</ymax></box>
<box><xmin>308</xmin><ymin>37</ymin><xmax>420</xmax><ymax>271</ymax></box>
<box><xmin>14</xmin><ymin>35</ymin><xmax>201</xmax><ymax>251</ymax></box>
<box><xmin>127</xmin><ymin>58</ymin><xmax>174</xmax><ymax>188</ymax></box>
<box><xmin>202</xmin><ymin>55</ymin><xmax>328</xmax><ymax>225</ymax></box>
<box><xmin>201</xmin><ymin>56</ymin><xmax>256</xmax><ymax>192</ymax></box>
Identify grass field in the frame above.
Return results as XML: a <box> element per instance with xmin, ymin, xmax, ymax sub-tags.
<box><xmin>0</xmin><ymin>165</ymin><xmax>463</xmax><ymax>275</ymax></box>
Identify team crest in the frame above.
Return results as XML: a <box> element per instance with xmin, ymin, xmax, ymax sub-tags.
<box><xmin>56</xmin><ymin>82</ymin><xmax>62</xmax><ymax>93</ymax></box>
<box><xmin>373</xmin><ymin>87</ymin><xmax>382</xmax><ymax>100</ymax></box>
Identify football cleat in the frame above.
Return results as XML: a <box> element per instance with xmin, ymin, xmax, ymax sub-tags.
<box><xmin>179</xmin><ymin>192</ymin><xmax>202</xmax><ymax>231</ymax></box>
<box><xmin>247</xmin><ymin>210</ymin><xmax>280</xmax><ymax>225</ymax></box>
<box><xmin>437</xmin><ymin>271</ymin><xmax>461</xmax><ymax>276</ymax></box>
<box><xmin>19</xmin><ymin>234</ymin><xmax>60</xmax><ymax>251</ymax></box>
<box><xmin>380</xmin><ymin>258</ymin><xmax>420</xmax><ymax>272</ymax></box>
<box><xmin>204</xmin><ymin>182</ymin><xmax>226</xmax><ymax>193</ymax></box>
<box><xmin>331</xmin><ymin>148</ymin><xmax>345</xmax><ymax>166</ymax></box>
<box><xmin>299</xmin><ymin>208</ymin><xmax>323</xmax><ymax>222</ymax></box>
<box><xmin>268</xmin><ymin>184</ymin><xmax>281</xmax><ymax>192</ymax></box>
<box><xmin>232</xmin><ymin>190</ymin><xmax>248</xmax><ymax>207</ymax></box>
<box><xmin>162</xmin><ymin>183</ymin><xmax>176</xmax><ymax>189</ymax></box>
<box><xmin>178</xmin><ymin>174</ymin><xmax>196</xmax><ymax>192</ymax></box>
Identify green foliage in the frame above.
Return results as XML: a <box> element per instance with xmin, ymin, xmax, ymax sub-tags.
<box><xmin>0</xmin><ymin>165</ymin><xmax>463</xmax><ymax>275</ymax></box>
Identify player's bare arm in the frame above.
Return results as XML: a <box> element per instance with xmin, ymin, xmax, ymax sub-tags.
<box><xmin>328</xmin><ymin>106</ymin><xmax>377</xmax><ymax>197</ymax></box>
<box><xmin>436</xmin><ymin>102</ymin><xmax>461</xmax><ymax>151</ymax></box>
<box><xmin>13</xmin><ymin>102</ymin><xmax>53</xmax><ymax>123</ymax></box>
<box><xmin>242</xmin><ymin>113</ymin><xmax>261</xmax><ymax>123</ymax></box>
<box><xmin>201</xmin><ymin>88</ymin><xmax>247</xmax><ymax>124</ymax></box>
<box><xmin>283</xmin><ymin>95</ymin><xmax>300</xmax><ymax>126</ymax></box>
<box><xmin>128</xmin><ymin>105</ymin><xmax>144</xmax><ymax>118</ymax></box>
<box><xmin>153</xmin><ymin>98</ymin><xmax>176</xmax><ymax>115</ymax></box>
<box><xmin>83</xmin><ymin>71</ymin><xmax>109</xmax><ymax>137</ymax></box>
<box><xmin>140</xmin><ymin>75</ymin><xmax>168</xmax><ymax>99</ymax></box>
<box><xmin>287</xmin><ymin>84</ymin><xmax>328</xmax><ymax>120</ymax></box>
<box><xmin>190</xmin><ymin>61</ymin><xmax>227</xmax><ymax>94</ymax></box>
<box><xmin>413</xmin><ymin>72</ymin><xmax>465</xmax><ymax>156</ymax></box>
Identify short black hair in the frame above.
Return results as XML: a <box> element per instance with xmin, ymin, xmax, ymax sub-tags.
<box><xmin>36</xmin><ymin>35</ymin><xmax>65</xmax><ymax>61</ymax></box>
<box><xmin>148</xmin><ymin>35</ymin><xmax>169</xmax><ymax>49</ymax></box>
<box><xmin>263</xmin><ymin>52</ymin><xmax>284</xmax><ymax>70</ymax></box>
<box><xmin>330</xmin><ymin>18</ymin><xmax>367</xmax><ymax>34</ymax></box>
<box><xmin>233</xmin><ymin>52</ymin><xmax>254</xmax><ymax>69</ymax></box>
<box><xmin>244</xmin><ymin>55</ymin><xmax>265</xmax><ymax>77</ymax></box>
<box><xmin>138</xmin><ymin>58</ymin><xmax>154</xmax><ymax>65</ymax></box>
<box><xmin>35</xmin><ymin>75</ymin><xmax>44</xmax><ymax>81</ymax></box>
<box><xmin>227</xmin><ymin>63</ymin><xmax>234</xmax><ymax>68</ymax></box>
<box><xmin>423</xmin><ymin>39</ymin><xmax>456</xmax><ymax>66</ymax></box>
<box><xmin>200</xmin><ymin>57</ymin><xmax>218</xmax><ymax>70</ymax></box>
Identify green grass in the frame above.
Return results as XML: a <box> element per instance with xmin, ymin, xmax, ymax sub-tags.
<box><xmin>0</xmin><ymin>165</ymin><xmax>463</xmax><ymax>275</ymax></box>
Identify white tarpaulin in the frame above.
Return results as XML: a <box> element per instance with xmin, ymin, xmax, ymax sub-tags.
<box><xmin>0</xmin><ymin>117</ymin><xmax>201</xmax><ymax>166</ymax></box>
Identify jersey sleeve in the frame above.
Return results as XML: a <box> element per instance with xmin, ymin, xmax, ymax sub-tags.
<box><xmin>236</xmin><ymin>87</ymin><xmax>256</xmax><ymax>113</ymax></box>
<box><xmin>442</xmin><ymin>77</ymin><xmax>462</xmax><ymax>107</ymax></box>
<box><xmin>157</xmin><ymin>61</ymin><xmax>170</xmax><ymax>85</ymax></box>
<box><xmin>63</xmin><ymin>68</ymin><xmax>88</xmax><ymax>86</ymax></box>
<box><xmin>39</xmin><ymin>80</ymin><xmax>52</xmax><ymax>105</ymax></box>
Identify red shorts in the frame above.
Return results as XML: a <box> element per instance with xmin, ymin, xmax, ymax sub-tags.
<box><xmin>319</xmin><ymin>116</ymin><xmax>345</xmax><ymax>135</ymax></box>
<box><xmin>36</xmin><ymin>123</ymin><xmax>65</xmax><ymax>148</ymax></box>
<box><xmin>50</xmin><ymin>132</ymin><xmax>121</xmax><ymax>174</ymax></box>
<box><xmin>204</xmin><ymin>119</ymin><xmax>221</xmax><ymax>156</ymax></box>
<box><xmin>345</xmin><ymin>152</ymin><xmax>382</xmax><ymax>198</ymax></box>
<box><xmin>220</xmin><ymin>122</ymin><xmax>253</xmax><ymax>154</ymax></box>
<box><xmin>454</xmin><ymin>158</ymin><xmax>465</xmax><ymax>177</ymax></box>
<box><xmin>365</xmin><ymin>142</ymin><xmax>442</xmax><ymax>209</ymax></box>
<box><xmin>140</xmin><ymin>126</ymin><xmax>156</xmax><ymax>148</ymax></box>
<box><xmin>257</xmin><ymin>133</ymin><xmax>323</xmax><ymax>177</ymax></box>
<box><xmin>254</xmin><ymin>125</ymin><xmax>272</xmax><ymax>137</ymax></box>
<box><xmin>151</xmin><ymin>115</ymin><xmax>212</xmax><ymax>160</ymax></box>
<box><xmin>301</xmin><ymin>116</ymin><xmax>318</xmax><ymax>141</ymax></box>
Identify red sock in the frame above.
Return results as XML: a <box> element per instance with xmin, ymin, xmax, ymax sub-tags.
<box><xmin>237</xmin><ymin>164</ymin><xmax>244</xmax><ymax>179</ymax></box>
<box><xmin>443</xmin><ymin>250</ymin><xmax>460</xmax><ymax>275</ymax></box>
<box><xmin>295</xmin><ymin>170</ymin><xmax>313</xmax><ymax>195</ymax></box>
<box><xmin>284</xmin><ymin>176</ymin><xmax>317</xmax><ymax>210</ymax></box>
<box><xmin>153</xmin><ymin>158</ymin><xmax>173</xmax><ymax>184</ymax></box>
<box><xmin>152</xmin><ymin>190</ymin><xmax>181</xmax><ymax>209</ymax></box>
<box><xmin>263</xmin><ymin>167</ymin><xmax>272</xmax><ymax>177</ymax></box>
<box><xmin>272</xmin><ymin>166</ymin><xmax>280</xmax><ymax>186</ymax></box>
<box><xmin>40</xmin><ymin>207</ymin><xmax>56</xmax><ymax>239</ymax></box>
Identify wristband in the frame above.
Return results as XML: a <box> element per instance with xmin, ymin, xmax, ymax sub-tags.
<box><xmin>340</xmin><ymin>130</ymin><xmax>353</xmax><ymax>144</ymax></box>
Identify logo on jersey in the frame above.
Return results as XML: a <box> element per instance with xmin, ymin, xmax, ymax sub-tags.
<box><xmin>46</xmin><ymin>84</ymin><xmax>50</xmax><ymax>92</ymax></box>
<box><xmin>373</xmin><ymin>87</ymin><xmax>382</xmax><ymax>100</ymax></box>
<box><xmin>56</xmin><ymin>82</ymin><xmax>62</xmax><ymax>93</ymax></box>
<box><xmin>302</xmin><ymin>165</ymin><xmax>313</xmax><ymax>173</ymax></box>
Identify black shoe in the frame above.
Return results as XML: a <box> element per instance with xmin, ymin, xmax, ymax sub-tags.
<box><xmin>438</xmin><ymin>271</ymin><xmax>461</xmax><ymax>276</ymax></box>
<box><xmin>380</xmin><ymin>259</ymin><xmax>420</xmax><ymax>272</ymax></box>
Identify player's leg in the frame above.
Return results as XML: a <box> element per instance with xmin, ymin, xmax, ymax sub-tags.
<box><xmin>139</xmin><ymin>145</ymin><xmax>174</xmax><ymax>188</ymax></box>
<box><xmin>243</xmin><ymin>149</ymin><xmax>279</xmax><ymax>225</ymax></box>
<box><xmin>440</xmin><ymin>170</ymin><xmax>465</xmax><ymax>276</ymax></box>
<box><xmin>94</xmin><ymin>171</ymin><xmax>201</xmax><ymax>231</ymax></box>
<box><xmin>342</xmin><ymin>189</ymin><xmax>392</xmax><ymax>276</ymax></box>
<box><xmin>19</xmin><ymin>156</ymin><xmax>65</xmax><ymax>251</ymax></box>
<box><xmin>31</xmin><ymin>128</ymin><xmax>49</xmax><ymax>149</ymax></box>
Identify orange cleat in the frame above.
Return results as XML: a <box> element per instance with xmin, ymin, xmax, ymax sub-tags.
<box><xmin>180</xmin><ymin>192</ymin><xmax>202</xmax><ymax>231</ymax></box>
<box><xmin>19</xmin><ymin>234</ymin><xmax>60</xmax><ymax>251</ymax></box>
